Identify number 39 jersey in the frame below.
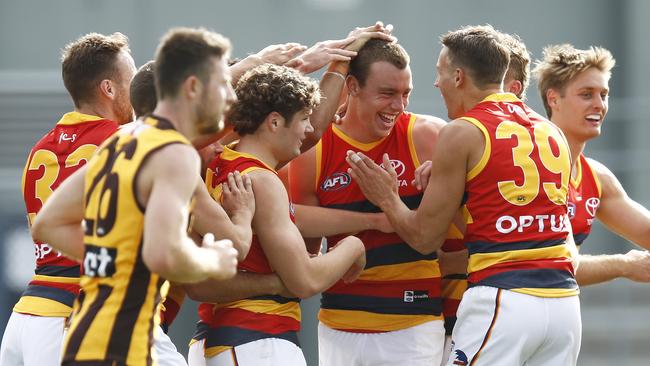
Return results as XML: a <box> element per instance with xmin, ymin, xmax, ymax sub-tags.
<box><xmin>17</xmin><ymin>112</ymin><xmax>119</xmax><ymax>317</ymax></box>
<box><xmin>62</xmin><ymin>116</ymin><xmax>191</xmax><ymax>366</ymax></box>
<box><xmin>461</xmin><ymin>93</ymin><xmax>578</xmax><ymax>298</ymax></box>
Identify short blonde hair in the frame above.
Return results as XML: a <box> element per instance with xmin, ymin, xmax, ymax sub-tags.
<box><xmin>533</xmin><ymin>44</ymin><xmax>615</xmax><ymax>117</ymax></box>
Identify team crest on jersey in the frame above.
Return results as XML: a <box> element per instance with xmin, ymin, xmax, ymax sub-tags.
<box><xmin>567</xmin><ymin>202</ymin><xmax>576</xmax><ymax>219</ymax></box>
<box><xmin>452</xmin><ymin>349</ymin><xmax>468</xmax><ymax>365</ymax></box>
<box><xmin>585</xmin><ymin>197</ymin><xmax>600</xmax><ymax>217</ymax></box>
<box><xmin>321</xmin><ymin>172</ymin><xmax>351</xmax><ymax>191</ymax></box>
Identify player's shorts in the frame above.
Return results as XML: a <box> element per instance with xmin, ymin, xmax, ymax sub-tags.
<box><xmin>154</xmin><ymin>325</ymin><xmax>187</xmax><ymax>366</ymax></box>
<box><xmin>440</xmin><ymin>335</ymin><xmax>453</xmax><ymax>366</ymax></box>
<box><xmin>0</xmin><ymin>312</ymin><xmax>66</xmax><ymax>366</ymax></box>
<box><xmin>187</xmin><ymin>337</ymin><xmax>306</xmax><ymax>366</ymax></box>
<box><xmin>318</xmin><ymin>320</ymin><xmax>445</xmax><ymax>366</ymax></box>
<box><xmin>446</xmin><ymin>286</ymin><xmax>581</xmax><ymax>366</ymax></box>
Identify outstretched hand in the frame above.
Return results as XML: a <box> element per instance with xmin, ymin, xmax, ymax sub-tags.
<box><xmin>256</xmin><ymin>42</ymin><xmax>307</xmax><ymax>65</ymax></box>
<box><xmin>285</xmin><ymin>39</ymin><xmax>358</xmax><ymax>74</ymax></box>
<box><xmin>346</xmin><ymin>151</ymin><xmax>399</xmax><ymax>209</ymax></box>
<box><xmin>344</xmin><ymin>21</ymin><xmax>396</xmax><ymax>53</ymax></box>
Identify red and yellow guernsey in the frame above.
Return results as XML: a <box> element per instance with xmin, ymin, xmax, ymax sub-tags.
<box><xmin>195</xmin><ymin>146</ymin><xmax>300</xmax><ymax>357</ymax></box>
<box><xmin>440</xmin><ymin>220</ymin><xmax>467</xmax><ymax>335</ymax></box>
<box><xmin>568</xmin><ymin>154</ymin><xmax>601</xmax><ymax>248</ymax></box>
<box><xmin>461</xmin><ymin>93</ymin><xmax>578</xmax><ymax>298</ymax></box>
<box><xmin>17</xmin><ymin>112</ymin><xmax>119</xmax><ymax>317</ymax></box>
<box><xmin>315</xmin><ymin>112</ymin><xmax>443</xmax><ymax>333</ymax></box>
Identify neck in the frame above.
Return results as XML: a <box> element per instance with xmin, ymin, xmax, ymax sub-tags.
<box><xmin>235</xmin><ymin>134</ymin><xmax>280</xmax><ymax>170</ymax></box>
<box><xmin>76</xmin><ymin>102</ymin><xmax>114</xmax><ymax>122</ymax></box>
<box><xmin>462</xmin><ymin>86</ymin><xmax>502</xmax><ymax>115</ymax></box>
<box><xmin>152</xmin><ymin>99</ymin><xmax>195</xmax><ymax>140</ymax></box>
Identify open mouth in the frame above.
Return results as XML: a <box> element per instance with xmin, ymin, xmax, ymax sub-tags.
<box><xmin>585</xmin><ymin>114</ymin><xmax>602</xmax><ymax>125</ymax></box>
<box><xmin>378</xmin><ymin>112</ymin><xmax>398</xmax><ymax>126</ymax></box>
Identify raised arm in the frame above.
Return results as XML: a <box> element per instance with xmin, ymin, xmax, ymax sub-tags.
<box><xmin>347</xmin><ymin>120</ymin><xmax>480</xmax><ymax>254</ymax></box>
<box><xmin>252</xmin><ymin>170</ymin><xmax>365</xmax><ymax>298</ymax></box>
<box><xmin>31</xmin><ymin>166</ymin><xmax>87</xmax><ymax>261</ymax></box>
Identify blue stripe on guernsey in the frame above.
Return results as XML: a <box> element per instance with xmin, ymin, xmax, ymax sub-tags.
<box><xmin>321</xmin><ymin>293</ymin><xmax>442</xmax><ymax>316</ymax></box>
<box><xmin>22</xmin><ymin>285</ymin><xmax>76</xmax><ymax>307</ymax></box>
<box><xmin>193</xmin><ymin>322</ymin><xmax>300</xmax><ymax>348</ymax></box>
<box><xmin>366</xmin><ymin>243</ymin><xmax>437</xmax><ymax>269</ymax></box>
<box><xmin>324</xmin><ymin>193</ymin><xmax>422</xmax><ymax>213</ymax></box>
<box><xmin>248</xmin><ymin>295</ymin><xmax>300</xmax><ymax>304</ymax></box>
<box><xmin>466</xmin><ymin>238</ymin><xmax>567</xmax><ymax>255</ymax></box>
<box><xmin>35</xmin><ymin>265</ymin><xmax>80</xmax><ymax>277</ymax></box>
<box><xmin>573</xmin><ymin>233</ymin><xmax>588</xmax><ymax>246</ymax></box>
<box><xmin>444</xmin><ymin>274</ymin><xmax>468</xmax><ymax>280</ymax></box>
<box><xmin>471</xmin><ymin>269</ymin><xmax>578</xmax><ymax>290</ymax></box>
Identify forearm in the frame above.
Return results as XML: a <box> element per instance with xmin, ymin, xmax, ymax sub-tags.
<box><xmin>295</xmin><ymin>205</ymin><xmax>378</xmax><ymax>237</ymax></box>
<box><xmin>575</xmin><ymin>254</ymin><xmax>626</xmax><ymax>286</ymax></box>
<box><xmin>229</xmin><ymin>55</ymin><xmax>263</xmax><ymax>85</ymax></box>
<box><xmin>380</xmin><ymin>195</ymin><xmax>445</xmax><ymax>254</ymax></box>
<box><xmin>32</xmin><ymin>223</ymin><xmax>84</xmax><ymax>261</ymax></box>
<box><xmin>185</xmin><ymin>271</ymin><xmax>287</xmax><ymax>303</ymax></box>
<box><xmin>155</xmin><ymin>238</ymin><xmax>219</xmax><ymax>284</ymax></box>
<box><xmin>228</xmin><ymin>212</ymin><xmax>254</xmax><ymax>259</ymax></box>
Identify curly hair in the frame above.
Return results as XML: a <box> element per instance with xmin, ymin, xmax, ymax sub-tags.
<box><xmin>501</xmin><ymin>33</ymin><xmax>531</xmax><ymax>100</ymax></box>
<box><xmin>229</xmin><ymin>64</ymin><xmax>320</xmax><ymax>136</ymax></box>
<box><xmin>533</xmin><ymin>44</ymin><xmax>615</xmax><ymax>117</ymax></box>
<box><xmin>61</xmin><ymin>32</ymin><xmax>130</xmax><ymax>107</ymax></box>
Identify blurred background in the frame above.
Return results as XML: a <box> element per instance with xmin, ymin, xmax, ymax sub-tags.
<box><xmin>1</xmin><ymin>0</ymin><xmax>649</xmax><ymax>365</ymax></box>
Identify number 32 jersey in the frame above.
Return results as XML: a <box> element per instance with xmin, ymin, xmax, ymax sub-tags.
<box><xmin>17</xmin><ymin>112</ymin><xmax>119</xmax><ymax>317</ymax></box>
<box><xmin>461</xmin><ymin>93</ymin><xmax>578</xmax><ymax>298</ymax></box>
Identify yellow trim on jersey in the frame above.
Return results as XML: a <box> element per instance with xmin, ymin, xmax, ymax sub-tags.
<box><xmin>584</xmin><ymin>157</ymin><xmax>602</xmax><ymax>196</ymax></box>
<box><xmin>468</xmin><ymin>244</ymin><xmax>573</xmax><ymax>273</ymax></box>
<box><xmin>406</xmin><ymin>114</ymin><xmax>421</xmax><ymax>167</ymax></box>
<box><xmin>462</xmin><ymin>117</ymin><xmax>491</xmax><ymax>181</ymax></box>
<box><xmin>220</xmin><ymin>300</ymin><xmax>301</xmax><ymax>321</ymax></box>
<box><xmin>332</xmin><ymin>125</ymin><xmax>387</xmax><ymax>151</ymax></box>
<box><xmin>318</xmin><ymin>309</ymin><xmax>442</xmax><ymax>332</ymax></box>
<box><xmin>13</xmin><ymin>296</ymin><xmax>72</xmax><ymax>317</ymax></box>
<box><xmin>57</xmin><ymin>111</ymin><xmax>104</xmax><ymax>126</ymax></box>
<box><xmin>315</xmin><ymin>140</ymin><xmax>323</xmax><ymax>191</ymax></box>
<box><xmin>359</xmin><ymin>260</ymin><xmax>440</xmax><ymax>281</ymax></box>
<box><xmin>441</xmin><ymin>280</ymin><xmax>467</xmax><ymax>299</ymax></box>
<box><xmin>204</xmin><ymin>345</ymin><xmax>233</xmax><ymax>358</ymax></box>
<box><xmin>220</xmin><ymin>145</ymin><xmax>276</xmax><ymax>172</ymax></box>
<box><xmin>461</xmin><ymin>205</ymin><xmax>474</xmax><ymax>225</ymax></box>
<box><xmin>31</xmin><ymin>274</ymin><xmax>80</xmax><ymax>284</ymax></box>
<box><xmin>446</xmin><ymin>223</ymin><xmax>464</xmax><ymax>240</ymax></box>
<box><xmin>511</xmin><ymin>287</ymin><xmax>579</xmax><ymax>298</ymax></box>
<box><xmin>570</xmin><ymin>156</ymin><xmax>583</xmax><ymax>188</ymax></box>
<box><xmin>480</xmin><ymin>93</ymin><xmax>520</xmax><ymax>103</ymax></box>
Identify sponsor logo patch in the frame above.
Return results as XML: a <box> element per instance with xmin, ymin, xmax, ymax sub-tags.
<box><xmin>321</xmin><ymin>172</ymin><xmax>351</xmax><ymax>191</ymax></box>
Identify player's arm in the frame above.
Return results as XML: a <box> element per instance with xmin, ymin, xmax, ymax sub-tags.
<box><xmin>347</xmin><ymin>120</ymin><xmax>480</xmax><ymax>254</ymax></box>
<box><xmin>185</xmin><ymin>271</ymin><xmax>291</xmax><ymax>303</ymax></box>
<box><xmin>31</xmin><ymin>166</ymin><xmax>87</xmax><ymax>261</ymax></box>
<box><xmin>252</xmin><ymin>170</ymin><xmax>365</xmax><ymax>298</ymax></box>
<box><xmin>576</xmin><ymin>250</ymin><xmax>650</xmax><ymax>286</ymax></box>
<box><xmin>590</xmin><ymin>158</ymin><xmax>650</xmax><ymax>249</ymax></box>
<box><xmin>192</xmin><ymin>172</ymin><xmax>255</xmax><ymax>260</ymax></box>
<box><xmin>294</xmin><ymin>205</ymin><xmax>392</xmax><ymax>237</ymax></box>
<box><xmin>140</xmin><ymin>144</ymin><xmax>238</xmax><ymax>283</ymax></box>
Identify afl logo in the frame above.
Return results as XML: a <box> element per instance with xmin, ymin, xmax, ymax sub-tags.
<box><xmin>585</xmin><ymin>197</ymin><xmax>600</xmax><ymax>217</ymax></box>
<box><xmin>380</xmin><ymin>159</ymin><xmax>406</xmax><ymax>177</ymax></box>
<box><xmin>321</xmin><ymin>172</ymin><xmax>351</xmax><ymax>191</ymax></box>
<box><xmin>567</xmin><ymin>202</ymin><xmax>576</xmax><ymax>219</ymax></box>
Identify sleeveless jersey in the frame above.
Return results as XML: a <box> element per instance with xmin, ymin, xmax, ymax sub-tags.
<box><xmin>159</xmin><ymin>282</ymin><xmax>186</xmax><ymax>334</ymax></box>
<box><xmin>315</xmin><ymin>112</ymin><xmax>443</xmax><ymax>333</ymax></box>
<box><xmin>568</xmin><ymin>154</ymin><xmax>601</xmax><ymax>247</ymax></box>
<box><xmin>194</xmin><ymin>146</ymin><xmax>301</xmax><ymax>358</ymax></box>
<box><xmin>440</xmin><ymin>217</ymin><xmax>467</xmax><ymax>335</ymax></box>
<box><xmin>61</xmin><ymin>116</ymin><xmax>191</xmax><ymax>365</ymax></box>
<box><xmin>461</xmin><ymin>93</ymin><xmax>578</xmax><ymax>298</ymax></box>
<box><xmin>17</xmin><ymin>111</ymin><xmax>119</xmax><ymax>317</ymax></box>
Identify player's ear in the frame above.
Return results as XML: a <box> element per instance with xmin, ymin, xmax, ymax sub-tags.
<box><xmin>265</xmin><ymin>111</ymin><xmax>284</xmax><ymax>132</ymax></box>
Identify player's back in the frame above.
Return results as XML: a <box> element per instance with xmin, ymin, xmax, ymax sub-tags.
<box><xmin>17</xmin><ymin>112</ymin><xmax>118</xmax><ymax>317</ymax></box>
<box><xmin>460</xmin><ymin>93</ymin><xmax>578</xmax><ymax>298</ymax></box>
<box><xmin>61</xmin><ymin>116</ymin><xmax>190</xmax><ymax>366</ymax></box>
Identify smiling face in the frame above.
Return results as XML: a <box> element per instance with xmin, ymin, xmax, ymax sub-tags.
<box><xmin>434</xmin><ymin>47</ymin><xmax>464</xmax><ymax>120</ymax></box>
<box><xmin>549</xmin><ymin>67</ymin><xmax>610</xmax><ymax>143</ymax></box>
<box><xmin>352</xmin><ymin>61</ymin><xmax>412</xmax><ymax>140</ymax></box>
<box><xmin>276</xmin><ymin>108</ymin><xmax>314</xmax><ymax>162</ymax></box>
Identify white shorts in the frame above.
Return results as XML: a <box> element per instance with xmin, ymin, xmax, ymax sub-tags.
<box><xmin>0</xmin><ymin>312</ymin><xmax>66</xmax><ymax>366</ymax></box>
<box><xmin>446</xmin><ymin>286</ymin><xmax>581</xmax><ymax>366</ymax></box>
<box><xmin>188</xmin><ymin>337</ymin><xmax>306</xmax><ymax>366</ymax></box>
<box><xmin>154</xmin><ymin>325</ymin><xmax>187</xmax><ymax>366</ymax></box>
<box><xmin>318</xmin><ymin>320</ymin><xmax>445</xmax><ymax>366</ymax></box>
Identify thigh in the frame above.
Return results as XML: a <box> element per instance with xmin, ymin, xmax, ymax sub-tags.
<box><xmin>526</xmin><ymin>296</ymin><xmax>581</xmax><ymax>366</ymax></box>
<box><xmin>0</xmin><ymin>312</ymin><xmax>25</xmax><ymax>366</ymax></box>
<box><xmin>22</xmin><ymin>314</ymin><xmax>66</xmax><ymax>366</ymax></box>
<box><xmin>206</xmin><ymin>338</ymin><xmax>305</xmax><ymax>366</ymax></box>
<box><xmin>440</xmin><ymin>335</ymin><xmax>453</xmax><ymax>366</ymax></box>
<box><xmin>154</xmin><ymin>326</ymin><xmax>187</xmax><ymax>366</ymax></box>
<box><xmin>187</xmin><ymin>339</ymin><xmax>207</xmax><ymax>366</ymax></box>
<box><xmin>366</xmin><ymin>320</ymin><xmax>445</xmax><ymax>366</ymax></box>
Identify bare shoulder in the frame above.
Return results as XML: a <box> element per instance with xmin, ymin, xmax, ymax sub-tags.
<box><xmin>411</xmin><ymin>114</ymin><xmax>448</xmax><ymax>161</ymax></box>
<box><xmin>585</xmin><ymin>157</ymin><xmax>623</xmax><ymax>196</ymax></box>
<box><xmin>413</xmin><ymin>114</ymin><xmax>447</xmax><ymax>135</ymax></box>
<box><xmin>247</xmin><ymin>169</ymin><xmax>289</xmax><ymax>199</ymax></box>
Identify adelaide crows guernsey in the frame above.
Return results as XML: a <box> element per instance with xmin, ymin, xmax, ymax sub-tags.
<box><xmin>568</xmin><ymin>154</ymin><xmax>601</xmax><ymax>247</ymax></box>
<box><xmin>62</xmin><ymin>116</ymin><xmax>191</xmax><ymax>365</ymax></box>
<box><xmin>461</xmin><ymin>93</ymin><xmax>578</xmax><ymax>298</ymax></box>
<box><xmin>315</xmin><ymin>112</ymin><xmax>443</xmax><ymax>333</ymax></box>
<box><xmin>17</xmin><ymin>112</ymin><xmax>118</xmax><ymax>317</ymax></box>
<box><xmin>195</xmin><ymin>146</ymin><xmax>301</xmax><ymax>357</ymax></box>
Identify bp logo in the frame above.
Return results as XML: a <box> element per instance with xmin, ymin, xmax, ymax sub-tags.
<box><xmin>585</xmin><ymin>197</ymin><xmax>600</xmax><ymax>217</ymax></box>
<box><xmin>321</xmin><ymin>172</ymin><xmax>351</xmax><ymax>191</ymax></box>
